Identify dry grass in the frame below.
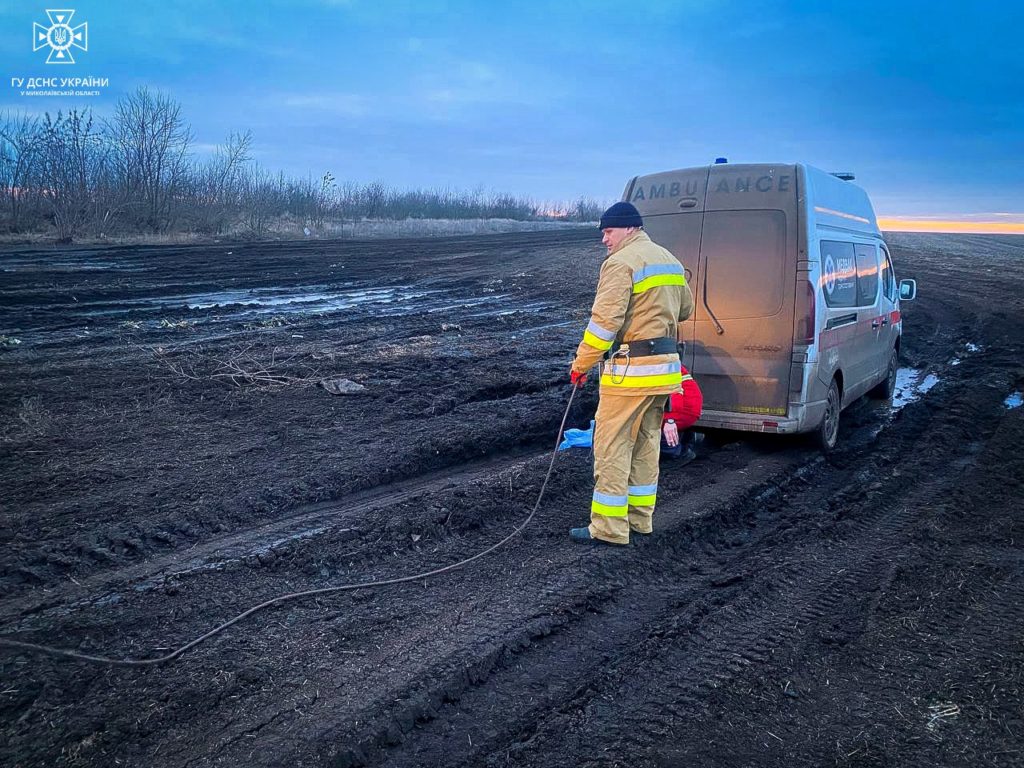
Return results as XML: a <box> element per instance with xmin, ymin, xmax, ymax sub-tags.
<box><xmin>0</xmin><ymin>217</ymin><xmax>593</xmax><ymax>247</ymax></box>
<box><xmin>0</xmin><ymin>395</ymin><xmax>51</xmax><ymax>442</ymax></box>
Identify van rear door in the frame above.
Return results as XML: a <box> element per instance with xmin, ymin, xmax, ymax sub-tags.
<box><xmin>691</xmin><ymin>164</ymin><xmax>800</xmax><ymax>418</ymax></box>
<box><xmin>628</xmin><ymin>166</ymin><xmax>710</xmax><ymax>371</ymax></box>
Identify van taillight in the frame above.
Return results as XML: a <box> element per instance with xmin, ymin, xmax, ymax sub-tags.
<box><xmin>796</xmin><ymin>280</ymin><xmax>815</xmax><ymax>344</ymax></box>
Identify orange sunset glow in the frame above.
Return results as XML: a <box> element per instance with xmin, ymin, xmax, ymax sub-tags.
<box><xmin>878</xmin><ymin>218</ymin><xmax>1024</xmax><ymax>235</ymax></box>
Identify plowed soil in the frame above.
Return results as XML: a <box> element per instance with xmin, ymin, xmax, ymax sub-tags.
<box><xmin>1</xmin><ymin>230</ymin><xmax>1022</xmax><ymax>767</ymax></box>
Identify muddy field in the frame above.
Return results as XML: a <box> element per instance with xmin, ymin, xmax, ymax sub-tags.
<box><xmin>1</xmin><ymin>229</ymin><xmax>1022</xmax><ymax>767</ymax></box>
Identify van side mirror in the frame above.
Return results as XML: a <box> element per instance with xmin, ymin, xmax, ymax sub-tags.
<box><xmin>899</xmin><ymin>279</ymin><xmax>917</xmax><ymax>301</ymax></box>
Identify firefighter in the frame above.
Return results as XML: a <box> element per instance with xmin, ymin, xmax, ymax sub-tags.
<box><xmin>569</xmin><ymin>201</ymin><xmax>694</xmax><ymax>544</ymax></box>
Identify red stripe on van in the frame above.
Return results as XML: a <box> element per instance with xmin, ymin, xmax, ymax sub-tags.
<box><xmin>819</xmin><ymin>328</ymin><xmax>839</xmax><ymax>349</ymax></box>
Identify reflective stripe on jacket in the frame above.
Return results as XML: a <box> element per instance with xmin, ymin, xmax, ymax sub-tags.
<box><xmin>573</xmin><ymin>231</ymin><xmax>694</xmax><ymax>396</ymax></box>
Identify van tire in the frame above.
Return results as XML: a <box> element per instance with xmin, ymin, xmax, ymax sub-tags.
<box><xmin>816</xmin><ymin>379</ymin><xmax>841</xmax><ymax>452</ymax></box>
<box><xmin>869</xmin><ymin>348</ymin><xmax>898</xmax><ymax>400</ymax></box>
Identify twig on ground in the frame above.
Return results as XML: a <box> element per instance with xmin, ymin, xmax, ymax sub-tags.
<box><xmin>150</xmin><ymin>342</ymin><xmax>322</xmax><ymax>388</ymax></box>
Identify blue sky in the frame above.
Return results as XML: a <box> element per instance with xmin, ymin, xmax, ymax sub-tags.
<box><xmin>2</xmin><ymin>0</ymin><xmax>1022</xmax><ymax>218</ymax></box>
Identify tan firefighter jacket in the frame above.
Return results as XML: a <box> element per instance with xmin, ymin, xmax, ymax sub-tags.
<box><xmin>572</xmin><ymin>230</ymin><xmax>694</xmax><ymax>396</ymax></box>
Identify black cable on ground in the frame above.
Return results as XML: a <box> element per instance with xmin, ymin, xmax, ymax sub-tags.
<box><xmin>0</xmin><ymin>387</ymin><xmax>579</xmax><ymax>667</ymax></box>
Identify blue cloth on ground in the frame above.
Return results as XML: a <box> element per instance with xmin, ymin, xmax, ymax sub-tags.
<box><xmin>558</xmin><ymin>420</ymin><xmax>595</xmax><ymax>451</ymax></box>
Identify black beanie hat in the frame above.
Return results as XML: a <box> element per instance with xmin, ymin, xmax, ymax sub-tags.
<box><xmin>599</xmin><ymin>201</ymin><xmax>643</xmax><ymax>229</ymax></box>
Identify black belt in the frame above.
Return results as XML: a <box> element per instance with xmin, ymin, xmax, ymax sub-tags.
<box><xmin>606</xmin><ymin>336</ymin><xmax>677</xmax><ymax>358</ymax></box>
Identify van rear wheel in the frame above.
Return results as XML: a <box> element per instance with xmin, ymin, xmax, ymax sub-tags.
<box><xmin>816</xmin><ymin>379</ymin><xmax>840</xmax><ymax>452</ymax></box>
<box><xmin>869</xmin><ymin>348</ymin><xmax>898</xmax><ymax>400</ymax></box>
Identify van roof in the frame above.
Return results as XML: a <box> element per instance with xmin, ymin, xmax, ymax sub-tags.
<box><xmin>626</xmin><ymin>162</ymin><xmax>881</xmax><ymax>238</ymax></box>
<box><xmin>802</xmin><ymin>164</ymin><xmax>881</xmax><ymax>238</ymax></box>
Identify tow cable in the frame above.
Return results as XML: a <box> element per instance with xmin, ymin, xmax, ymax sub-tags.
<box><xmin>0</xmin><ymin>387</ymin><xmax>579</xmax><ymax>667</ymax></box>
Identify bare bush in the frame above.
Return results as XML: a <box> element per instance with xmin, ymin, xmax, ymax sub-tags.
<box><xmin>240</xmin><ymin>167</ymin><xmax>287</xmax><ymax>238</ymax></box>
<box><xmin>0</xmin><ymin>111</ymin><xmax>43</xmax><ymax>232</ymax></box>
<box><xmin>107</xmin><ymin>87</ymin><xmax>193</xmax><ymax>232</ymax></box>
<box><xmin>186</xmin><ymin>130</ymin><xmax>251</xmax><ymax>234</ymax></box>
<box><xmin>569</xmin><ymin>196</ymin><xmax>604</xmax><ymax>222</ymax></box>
<box><xmin>37</xmin><ymin>110</ymin><xmax>109</xmax><ymax>241</ymax></box>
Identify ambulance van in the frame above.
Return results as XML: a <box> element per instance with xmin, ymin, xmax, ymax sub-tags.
<box><xmin>625</xmin><ymin>161</ymin><xmax>917</xmax><ymax>450</ymax></box>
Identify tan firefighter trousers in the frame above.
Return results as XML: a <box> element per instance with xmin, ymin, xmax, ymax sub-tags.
<box><xmin>588</xmin><ymin>393</ymin><xmax>665</xmax><ymax>544</ymax></box>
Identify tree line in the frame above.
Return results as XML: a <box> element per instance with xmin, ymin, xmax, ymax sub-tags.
<box><xmin>0</xmin><ymin>87</ymin><xmax>605</xmax><ymax>241</ymax></box>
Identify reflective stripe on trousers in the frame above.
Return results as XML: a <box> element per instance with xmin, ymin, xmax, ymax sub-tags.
<box><xmin>589</xmin><ymin>393</ymin><xmax>664</xmax><ymax>544</ymax></box>
<box><xmin>591</xmin><ymin>490</ymin><xmax>627</xmax><ymax>517</ymax></box>
<box><xmin>627</xmin><ymin>483</ymin><xmax>657</xmax><ymax>507</ymax></box>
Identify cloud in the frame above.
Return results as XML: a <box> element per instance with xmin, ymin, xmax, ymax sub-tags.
<box><xmin>278</xmin><ymin>92</ymin><xmax>370</xmax><ymax>117</ymax></box>
<box><xmin>413</xmin><ymin>57</ymin><xmax>549</xmax><ymax>117</ymax></box>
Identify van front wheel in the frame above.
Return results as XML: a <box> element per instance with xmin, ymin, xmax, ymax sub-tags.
<box><xmin>869</xmin><ymin>349</ymin><xmax>898</xmax><ymax>400</ymax></box>
<box><xmin>816</xmin><ymin>379</ymin><xmax>841</xmax><ymax>452</ymax></box>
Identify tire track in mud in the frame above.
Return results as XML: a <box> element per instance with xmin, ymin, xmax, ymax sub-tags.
<box><xmin>0</xmin><ymin>435</ymin><xmax>806</xmax><ymax>767</ymax></box>
<box><xmin>264</xmin><ymin>445</ymin><xmax>861</xmax><ymax>765</ymax></box>
<box><xmin>327</xmin><ymin>355</ymin><xmax>1015</xmax><ymax>768</ymax></box>
<box><xmin>0</xmin><ymin>447</ymin><xmax>549</xmax><ymax>629</ymax></box>
<box><xmin>2</xmin><ymin>363</ymin><xmax>575</xmax><ymax>589</ymax></box>
<box><xmin>0</xmin><ymin>358</ymin><xmax>978</xmax><ymax>768</ymax></box>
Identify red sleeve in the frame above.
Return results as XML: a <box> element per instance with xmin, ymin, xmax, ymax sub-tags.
<box><xmin>664</xmin><ymin>391</ymin><xmax>687</xmax><ymax>422</ymax></box>
<box><xmin>664</xmin><ymin>367</ymin><xmax>703</xmax><ymax>428</ymax></box>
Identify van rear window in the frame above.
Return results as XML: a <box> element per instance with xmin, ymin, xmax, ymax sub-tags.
<box><xmin>702</xmin><ymin>209</ymin><xmax>787</xmax><ymax>319</ymax></box>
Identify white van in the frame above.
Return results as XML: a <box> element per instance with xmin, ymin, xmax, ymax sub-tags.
<box><xmin>624</xmin><ymin>161</ymin><xmax>917</xmax><ymax>450</ymax></box>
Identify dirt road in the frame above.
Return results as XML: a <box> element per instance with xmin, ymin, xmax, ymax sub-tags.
<box><xmin>1</xmin><ymin>230</ymin><xmax>1022</xmax><ymax>767</ymax></box>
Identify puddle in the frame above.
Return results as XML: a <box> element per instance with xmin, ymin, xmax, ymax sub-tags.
<box><xmin>426</xmin><ymin>295</ymin><xmax>508</xmax><ymax>314</ymax></box>
<box><xmin>0</xmin><ymin>258</ymin><xmax>143</xmax><ymax>272</ymax></box>
<box><xmin>467</xmin><ymin>299</ymin><xmax>555</xmax><ymax>319</ymax></box>
<box><xmin>1006</xmin><ymin>392</ymin><xmax>1023</xmax><ymax>410</ymax></box>
<box><xmin>891</xmin><ymin>367</ymin><xmax>941</xmax><ymax>410</ymax></box>
<box><xmin>45</xmin><ymin>261</ymin><xmax>123</xmax><ymax>271</ymax></box>
<box><xmin>513</xmin><ymin>320</ymin><xmax>575</xmax><ymax>336</ymax></box>
<box><xmin>867</xmin><ymin>368</ymin><xmax>940</xmax><ymax>439</ymax></box>
<box><xmin>184</xmin><ymin>286</ymin><xmax>430</xmax><ymax>313</ymax></box>
<box><xmin>72</xmin><ymin>285</ymin><xmax>528</xmax><ymax>324</ymax></box>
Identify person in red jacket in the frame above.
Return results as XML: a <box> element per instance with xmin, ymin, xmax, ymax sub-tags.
<box><xmin>661</xmin><ymin>365</ymin><xmax>703</xmax><ymax>463</ymax></box>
